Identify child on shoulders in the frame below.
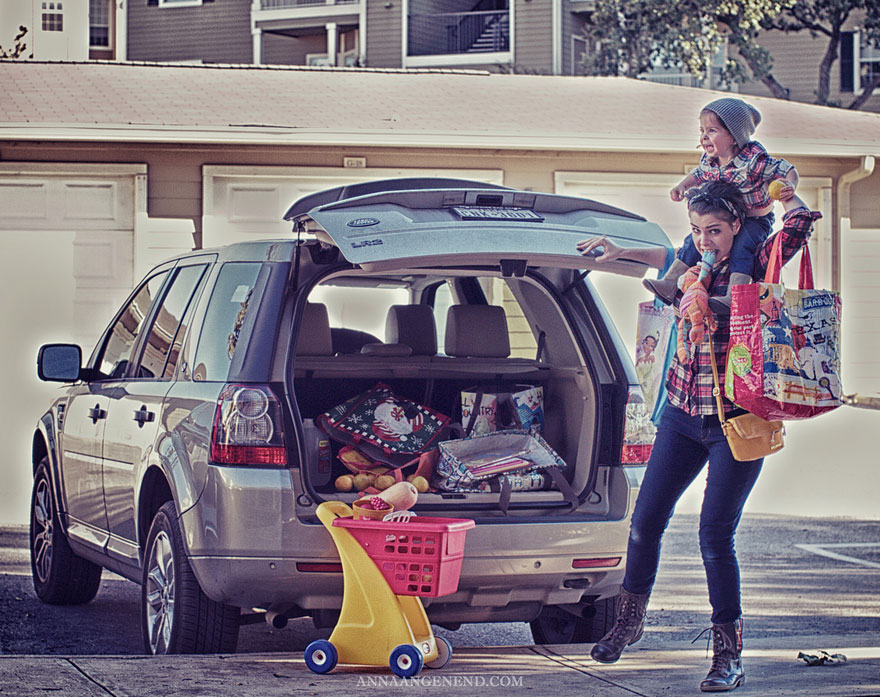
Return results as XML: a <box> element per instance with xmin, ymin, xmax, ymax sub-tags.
<box><xmin>644</xmin><ymin>97</ymin><xmax>799</xmax><ymax>313</ymax></box>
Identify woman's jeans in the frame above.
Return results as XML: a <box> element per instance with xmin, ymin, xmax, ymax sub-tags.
<box><xmin>622</xmin><ymin>405</ymin><xmax>763</xmax><ymax>625</ymax></box>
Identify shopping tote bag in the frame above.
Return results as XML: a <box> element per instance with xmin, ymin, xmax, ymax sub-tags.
<box><xmin>635</xmin><ymin>301</ymin><xmax>676</xmax><ymax>422</ymax></box>
<box><xmin>725</xmin><ymin>236</ymin><xmax>842</xmax><ymax>420</ymax></box>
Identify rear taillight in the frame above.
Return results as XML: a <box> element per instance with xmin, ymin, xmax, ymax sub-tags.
<box><xmin>210</xmin><ymin>384</ymin><xmax>287</xmax><ymax>466</ymax></box>
<box><xmin>621</xmin><ymin>386</ymin><xmax>655</xmax><ymax>464</ymax></box>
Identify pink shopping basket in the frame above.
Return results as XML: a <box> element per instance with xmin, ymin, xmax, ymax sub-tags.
<box><xmin>333</xmin><ymin>515</ymin><xmax>475</xmax><ymax>597</ymax></box>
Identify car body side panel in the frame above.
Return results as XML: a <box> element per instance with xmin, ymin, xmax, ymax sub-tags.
<box><xmin>102</xmin><ymin>379</ymin><xmax>171</xmax><ymax>566</ymax></box>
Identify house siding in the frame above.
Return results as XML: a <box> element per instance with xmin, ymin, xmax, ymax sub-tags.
<box><xmin>366</xmin><ymin>0</ymin><xmax>402</xmax><ymax>68</ymax></box>
<box><xmin>513</xmin><ymin>0</ymin><xmax>552</xmax><ymax>73</ymax></box>
<box><xmin>263</xmin><ymin>33</ymin><xmax>325</xmax><ymax>66</ymax></box>
<box><xmin>737</xmin><ymin>12</ymin><xmax>880</xmax><ymax>113</ymax></box>
<box><xmin>127</xmin><ymin>0</ymin><xmax>253</xmax><ymax>64</ymax></box>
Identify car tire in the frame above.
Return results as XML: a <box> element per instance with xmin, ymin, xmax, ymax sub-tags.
<box><xmin>529</xmin><ymin>596</ymin><xmax>619</xmax><ymax>644</ymax></box>
<box><xmin>141</xmin><ymin>500</ymin><xmax>240</xmax><ymax>654</ymax></box>
<box><xmin>30</xmin><ymin>458</ymin><xmax>102</xmax><ymax>605</ymax></box>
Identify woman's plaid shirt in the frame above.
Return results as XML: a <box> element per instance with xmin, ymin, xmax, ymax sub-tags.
<box><xmin>665</xmin><ymin>207</ymin><xmax>821</xmax><ymax>416</ymax></box>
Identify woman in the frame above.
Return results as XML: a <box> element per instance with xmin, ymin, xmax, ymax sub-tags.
<box><xmin>576</xmin><ymin>180</ymin><xmax>820</xmax><ymax>693</ymax></box>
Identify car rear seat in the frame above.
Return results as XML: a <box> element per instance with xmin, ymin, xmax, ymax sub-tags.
<box><xmin>294</xmin><ymin>302</ymin><xmax>544</xmax><ymax>379</ymax></box>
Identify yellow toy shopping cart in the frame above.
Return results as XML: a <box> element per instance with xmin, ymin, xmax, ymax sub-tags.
<box><xmin>304</xmin><ymin>500</ymin><xmax>475</xmax><ymax>677</ymax></box>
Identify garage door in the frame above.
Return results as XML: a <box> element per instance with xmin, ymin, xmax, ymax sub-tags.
<box><xmin>0</xmin><ymin>163</ymin><xmax>142</xmax><ymax>525</ymax></box>
<box><xmin>202</xmin><ymin>166</ymin><xmax>505</xmax><ymax>248</ymax></box>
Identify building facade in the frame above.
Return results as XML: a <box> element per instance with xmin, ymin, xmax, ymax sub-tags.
<box><xmin>0</xmin><ymin>0</ymin><xmax>125</xmax><ymax>60</ymax></box>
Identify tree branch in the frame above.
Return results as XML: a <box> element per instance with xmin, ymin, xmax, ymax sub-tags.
<box><xmin>848</xmin><ymin>73</ymin><xmax>880</xmax><ymax>109</ymax></box>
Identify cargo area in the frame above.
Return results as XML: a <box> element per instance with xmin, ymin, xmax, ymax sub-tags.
<box><xmin>289</xmin><ymin>263</ymin><xmax>619</xmax><ymax>520</ymax></box>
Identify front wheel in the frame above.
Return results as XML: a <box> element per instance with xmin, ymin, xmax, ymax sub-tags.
<box><xmin>304</xmin><ymin>639</ymin><xmax>338</xmax><ymax>674</ymax></box>
<box><xmin>30</xmin><ymin>459</ymin><xmax>102</xmax><ymax>605</ymax></box>
<box><xmin>141</xmin><ymin>501</ymin><xmax>240</xmax><ymax>654</ymax></box>
<box><xmin>425</xmin><ymin>636</ymin><xmax>452</xmax><ymax>669</ymax></box>
<box><xmin>389</xmin><ymin>644</ymin><xmax>424</xmax><ymax>678</ymax></box>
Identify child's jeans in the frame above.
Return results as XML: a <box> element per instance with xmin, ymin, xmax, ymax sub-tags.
<box><xmin>677</xmin><ymin>213</ymin><xmax>774</xmax><ymax>278</ymax></box>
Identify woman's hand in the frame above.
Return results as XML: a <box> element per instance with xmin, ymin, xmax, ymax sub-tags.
<box><xmin>670</xmin><ymin>185</ymin><xmax>687</xmax><ymax>202</ymax></box>
<box><xmin>576</xmin><ymin>236</ymin><xmax>624</xmax><ymax>262</ymax></box>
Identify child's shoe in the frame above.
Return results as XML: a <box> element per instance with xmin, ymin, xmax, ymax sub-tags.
<box><xmin>708</xmin><ymin>272</ymin><xmax>753</xmax><ymax>315</ymax></box>
<box><xmin>643</xmin><ymin>259</ymin><xmax>689</xmax><ymax>305</ymax></box>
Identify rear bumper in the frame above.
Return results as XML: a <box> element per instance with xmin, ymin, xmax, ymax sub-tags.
<box><xmin>181</xmin><ymin>465</ymin><xmax>637</xmax><ymax>615</ymax></box>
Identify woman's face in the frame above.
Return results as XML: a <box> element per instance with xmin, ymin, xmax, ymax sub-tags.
<box><xmin>688</xmin><ymin>209</ymin><xmax>740</xmax><ymax>263</ymax></box>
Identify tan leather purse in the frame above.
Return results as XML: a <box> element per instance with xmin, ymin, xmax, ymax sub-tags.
<box><xmin>709</xmin><ymin>333</ymin><xmax>785</xmax><ymax>462</ymax></box>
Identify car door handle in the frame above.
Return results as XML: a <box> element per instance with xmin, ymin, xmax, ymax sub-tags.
<box><xmin>88</xmin><ymin>404</ymin><xmax>107</xmax><ymax>424</ymax></box>
<box><xmin>133</xmin><ymin>405</ymin><xmax>156</xmax><ymax>427</ymax></box>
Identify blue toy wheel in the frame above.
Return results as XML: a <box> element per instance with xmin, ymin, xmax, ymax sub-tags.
<box><xmin>425</xmin><ymin>636</ymin><xmax>453</xmax><ymax>669</ymax></box>
<box><xmin>389</xmin><ymin>644</ymin><xmax>424</xmax><ymax>678</ymax></box>
<box><xmin>304</xmin><ymin>639</ymin><xmax>338</xmax><ymax>674</ymax></box>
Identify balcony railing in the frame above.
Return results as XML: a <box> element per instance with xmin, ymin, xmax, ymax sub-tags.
<box><xmin>408</xmin><ymin>10</ymin><xmax>509</xmax><ymax>57</ymax></box>
<box><xmin>260</xmin><ymin>0</ymin><xmax>358</xmax><ymax>9</ymax></box>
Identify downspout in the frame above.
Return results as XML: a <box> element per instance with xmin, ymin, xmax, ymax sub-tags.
<box><xmin>251</xmin><ymin>0</ymin><xmax>262</xmax><ymax>65</ymax></box>
<box><xmin>359</xmin><ymin>0</ymin><xmax>367</xmax><ymax>66</ymax></box>
<box><xmin>835</xmin><ymin>155</ymin><xmax>875</xmax><ymax>291</ymax></box>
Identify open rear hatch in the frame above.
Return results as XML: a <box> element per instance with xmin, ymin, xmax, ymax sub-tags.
<box><xmin>286</xmin><ymin>180</ymin><xmax>671</xmax><ymax>519</ymax></box>
<box><xmin>285</xmin><ymin>182</ymin><xmax>669</xmax><ymax>277</ymax></box>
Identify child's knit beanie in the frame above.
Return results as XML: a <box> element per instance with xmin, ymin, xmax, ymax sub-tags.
<box><xmin>702</xmin><ymin>98</ymin><xmax>761</xmax><ymax>149</ymax></box>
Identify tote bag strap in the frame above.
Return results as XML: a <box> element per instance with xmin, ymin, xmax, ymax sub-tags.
<box><xmin>764</xmin><ymin>232</ymin><xmax>815</xmax><ymax>290</ymax></box>
<box><xmin>707</xmin><ymin>330</ymin><xmax>728</xmax><ymax>426</ymax></box>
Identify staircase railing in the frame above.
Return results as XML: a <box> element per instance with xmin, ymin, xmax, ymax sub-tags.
<box><xmin>408</xmin><ymin>10</ymin><xmax>509</xmax><ymax>57</ymax></box>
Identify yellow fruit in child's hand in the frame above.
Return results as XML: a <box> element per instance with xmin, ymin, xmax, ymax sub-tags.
<box><xmin>334</xmin><ymin>475</ymin><xmax>354</xmax><ymax>492</ymax></box>
<box><xmin>352</xmin><ymin>473</ymin><xmax>371</xmax><ymax>491</ymax></box>
<box><xmin>409</xmin><ymin>476</ymin><xmax>430</xmax><ymax>494</ymax></box>
<box><xmin>375</xmin><ymin>475</ymin><xmax>395</xmax><ymax>490</ymax></box>
<box><xmin>768</xmin><ymin>179</ymin><xmax>787</xmax><ymax>200</ymax></box>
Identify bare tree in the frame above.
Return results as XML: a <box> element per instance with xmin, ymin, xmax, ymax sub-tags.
<box><xmin>0</xmin><ymin>26</ymin><xmax>29</xmax><ymax>60</ymax></box>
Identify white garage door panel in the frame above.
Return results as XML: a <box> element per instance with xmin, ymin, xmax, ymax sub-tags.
<box><xmin>203</xmin><ymin>167</ymin><xmax>505</xmax><ymax>248</ymax></box>
<box><xmin>0</xmin><ymin>178</ymin><xmax>133</xmax><ymax>230</ymax></box>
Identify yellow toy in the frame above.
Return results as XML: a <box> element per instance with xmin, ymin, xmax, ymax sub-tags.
<box><xmin>304</xmin><ymin>501</ymin><xmax>474</xmax><ymax>677</ymax></box>
<box><xmin>767</xmin><ymin>179</ymin><xmax>787</xmax><ymax>200</ymax></box>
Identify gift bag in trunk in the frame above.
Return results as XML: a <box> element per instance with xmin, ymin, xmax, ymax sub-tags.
<box><xmin>316</xmin><ymin>382</ymin><xmax>451</xmax><ymax>467</ymax></box>
<box><xmin>725</xmin><ymin>236</ymin><xmax>842</xmax><ymax>421</ymax></box>
<box><xmin>460</xmin><ymin>384</ymin><xmax>544</xmax><ymax>435</ymax></box>
<box><xmin>432</xmin><ymin>429</ymin><xmax>577</xmax><ymax>513</ymax></box>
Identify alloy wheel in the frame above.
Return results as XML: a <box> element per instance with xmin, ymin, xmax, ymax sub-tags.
<box><xmin>31</xmin><ymin>477</ymin><xmax>53</xmax><ymax>584</ymax></box>
<box><xmin>145</xmin><ymin>531</ymin><xmax>175</xmax><ymax>654</ymax></box>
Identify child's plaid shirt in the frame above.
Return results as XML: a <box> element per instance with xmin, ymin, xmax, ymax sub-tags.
<box><xmin>665</xmin><ymin>207</ymin><xmax>821</xmax><ymax>416</ymax></box>
<box><xmin>691</xmin><ymin>141</ymin><xmax>795</xmax><ymax>213</ymax></box>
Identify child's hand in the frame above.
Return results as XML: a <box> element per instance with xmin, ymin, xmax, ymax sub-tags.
<box><xmin>768</xmin><ymin>179</ymin><xmax>795</xmax><ymax>201</ymax></box>
<box><xmin>670</xmin><ymin>185</ymin><xmax>687</xmax><ymax>202</ymax></box>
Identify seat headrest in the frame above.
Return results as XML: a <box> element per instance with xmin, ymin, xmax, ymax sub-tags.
<box><xmin>360</xmin><ymin>343</ymin><xmax>414</xmax><ymax>357</ymax></box>
<box><xmin>385</xmin><ymin>304</ymin><xmax>438</xmax><ymax>356</ymax></box>
<box><xmin>296</xmin><ymin>302</ymin><xmax>333</xmax><ymax>356</ymax></box>
<box><xmin>444</xmin><ymin>305</ymin><xmax>511</xmax><ymax>358</ymax></box>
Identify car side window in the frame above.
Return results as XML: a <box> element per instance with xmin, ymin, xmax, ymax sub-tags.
<box><xmin>133</xmin><ymin>264</ymin><xmax>208</xmax><ymax>380</ymax></box>
<box><xmin>192</xmin><ymin>262</ymin><xmax>262</xmax><ymax>382</ymax></box>
<box><xmin>97</xmin><ymin>272</ymin><xmax>169</xmax><ymax>380</ymax></box>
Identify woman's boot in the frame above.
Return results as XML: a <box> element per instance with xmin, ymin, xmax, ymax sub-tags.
<box><xmin>700</xmin><ymin>619</ymin><xmax>745</xmax><ymax>692</ymax></box>
<box><xmin>589</xmin><ymin>588</ymin><xmax>650</xmax><ymax>663</ymax></box>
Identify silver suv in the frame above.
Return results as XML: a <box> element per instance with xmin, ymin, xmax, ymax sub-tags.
<box><xmin>31</xmin><ymin>178</ymin><xmax>669</xmax><ymax>654</ymax></box>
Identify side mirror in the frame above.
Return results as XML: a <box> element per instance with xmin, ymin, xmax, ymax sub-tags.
<box><xmin>37</xmin><ymin>344</ymin><xmax>82</xmax><ymax>382</ymax></box>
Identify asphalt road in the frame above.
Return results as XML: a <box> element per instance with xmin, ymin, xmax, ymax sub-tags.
<box><xmin>1</xmin><ymin>513</ymin><xmax>878</xmax><ymax>656</ymax></box>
